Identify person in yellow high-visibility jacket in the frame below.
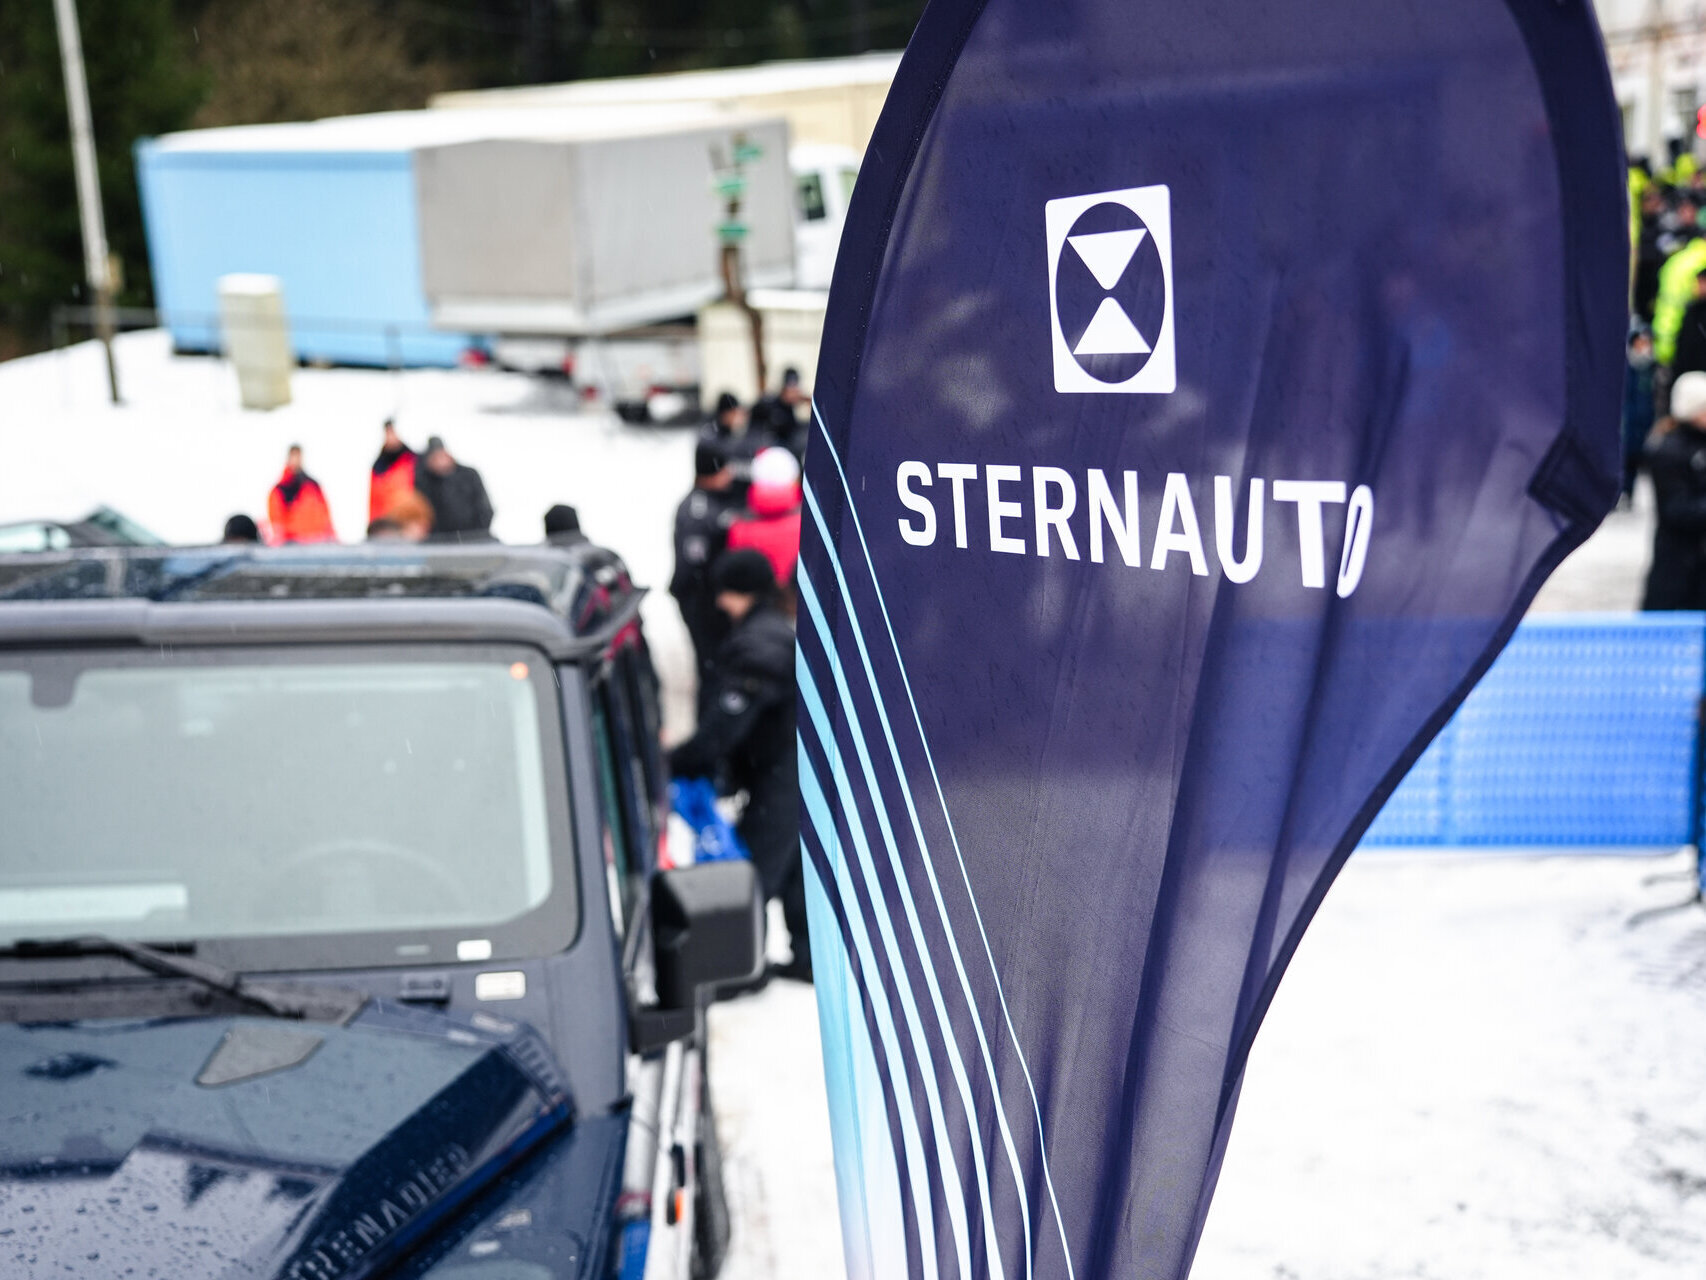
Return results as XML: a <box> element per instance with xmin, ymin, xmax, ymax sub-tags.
<box><xmin>1654</xmin><ymin>237</ymin><xmax>1706</xmax><ymax>366</ymax></box>
<box><xmin>1631</xmin><ymin>166</ymin><xmax>1650</xmax><ymax>271</ymax></box>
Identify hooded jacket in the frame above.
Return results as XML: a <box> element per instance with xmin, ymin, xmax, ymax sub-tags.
<box><xmin>369</xmin><ymin>444</ymin><xmax>417</xmax><ymax>522</ymax></box>
<box><xmin>670</xmin><ymin>485</ymin><xmax>743</xmax><ymax>671</ymax></box>
<box><xmin>416</xmin><ymin>461</ymin><xmax>494</xmax><ymax>538</ymax></box>
<box><xmin>726</xmin><ymin>478</ymin><xmax>802</xmax><ymax>587</ymax></box>
<box><xmin>667</xmin><ymin>602</ymin><xmax>798</xmax><ymax>892</ymax></box>
<box><xmin>267</xmin><ymin>469</ymin><xmax>336</xmax><ymax>544</ymax></box>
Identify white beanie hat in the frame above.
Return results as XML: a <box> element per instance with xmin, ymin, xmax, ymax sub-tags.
<box><xmin>1673</xmin><ymin>371</ymin><xmax>1706</xmax><ymax>425</ymax></box>
<box><xmin>751</xmin><ymin>446</ymin><xmax>801</xmax><ymax>489</ymax></box>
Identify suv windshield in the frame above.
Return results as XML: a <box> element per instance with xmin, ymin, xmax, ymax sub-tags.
<box><xmin>0</xmin><ymin>643</ymin><xmax>577</xmax><ymax>969</ymax></box>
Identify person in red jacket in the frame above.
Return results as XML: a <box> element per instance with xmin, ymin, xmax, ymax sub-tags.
<box><xmin>267</xmin><ymin>445</ymin><xmax>337</xmax><ymax>544</ymax></box>
<box><xmin>726</xmin><ymin>446</ymin><xmax>802</xmax><ymax>588</ymax></box>
<box><xmin>369</xmin><ymin>419</ymin><xmax>417</xmax><ymax>523</ymax></box>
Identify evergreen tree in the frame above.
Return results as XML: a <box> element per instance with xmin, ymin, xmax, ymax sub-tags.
<box><xmin>0</xmin><ymin>0</ymin><xmax>204</xmax><ymax>355</ymax></box>
<box><xmin>404</xmin><ymin>0</ymin><xmax>925</xmax><ymax>83</ymax></box>
<box><xmin>184</xmin><ymin>0</ymin><xmax>467</xmax><ymax>128</ymax></box>
<box><xmin>0</xmin><ymin>0</ymin><xmax>927</xmax><ymax>358</ymax></box>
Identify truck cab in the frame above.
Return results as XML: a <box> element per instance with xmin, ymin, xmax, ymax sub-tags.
<box><xmin>0</xmin><ymin>542</ymin><xmax>758</xmax><ymax>1280</ymax></box>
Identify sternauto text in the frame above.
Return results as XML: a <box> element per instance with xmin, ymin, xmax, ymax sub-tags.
<box><xmin>894</xmin><ymin>462</ymin><xmax>1375</xmax><ymax>597</ymax></box>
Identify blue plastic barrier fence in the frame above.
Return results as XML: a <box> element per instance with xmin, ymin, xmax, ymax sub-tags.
<box><xmin>1364</xmin><ymin>613</ymin><xmax>1705</xmax><ymax>848</ymax></box>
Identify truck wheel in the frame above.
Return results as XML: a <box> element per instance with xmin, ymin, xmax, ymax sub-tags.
<box><xmin>692</xmin><ymin>1071</ymin><xmax>732</xmax><ymax>1279</ymax></box>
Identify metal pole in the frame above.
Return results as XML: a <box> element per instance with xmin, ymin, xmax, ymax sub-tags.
<box><xmin>1647</xmin><ymin>0</ymin><xmax>1668</xmax><ymax>170</ymax></box>
<box><xmin>51</xmin><ymin>0</ymin><xmax>120</xmax><ymax>404</ymax></box>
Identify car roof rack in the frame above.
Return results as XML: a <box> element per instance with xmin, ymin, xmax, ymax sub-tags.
<box><xmin>0</xmin><ymin>541</ymin><xmax>646</xmax><ymax>656</ymax></box>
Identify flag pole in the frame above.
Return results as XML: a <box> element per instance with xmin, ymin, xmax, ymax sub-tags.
<box><xmin>51</xmin><ymin>0</ymin><xmax>120</xmax><ymax>404</ymax></box>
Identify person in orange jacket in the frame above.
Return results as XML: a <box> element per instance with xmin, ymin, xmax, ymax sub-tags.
<box><xmin>369</xmin><ymin>419</ymin><xmax>417</xmax><ymax>523</ymax></box>
<box><xmin>267</xmin><ymin>445</ymin><xmax>337</xmax><ymax>544</ymax></box>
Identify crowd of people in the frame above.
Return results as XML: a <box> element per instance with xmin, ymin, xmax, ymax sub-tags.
<box><xmin>1631</xmin><ymin>160</ymin><xmax>1706</xmax><ymax>611</ymax></box>
<box><xmin>224</xmin><ymin>423</ymin><xmax>499</xmax><ymax>547</ymax></box>
<box><xmin>666</xmin><ymin>369</ymin><xmax>811</xmax><ymax>982</ymax></box>
<box><xmin>217</xmin><ymin>369</ymin><xmax>817</xmax><ymax>982</ymax></box>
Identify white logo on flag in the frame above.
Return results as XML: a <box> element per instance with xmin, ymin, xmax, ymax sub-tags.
<box><xmin>1046</xmin><ymin>184</ymin><xmax>1176</xmax><ymax>394</ymax></box>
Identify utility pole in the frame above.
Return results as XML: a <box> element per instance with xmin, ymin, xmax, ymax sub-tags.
<box><xmin>51</xmin><ymin>0</ymin><xmax>120</xmax><ymax>403</ymax></box>
<box><xmin>714</xmin><ymin>134</ymin><xmax>767</xmax><ymax>397</ymax></box>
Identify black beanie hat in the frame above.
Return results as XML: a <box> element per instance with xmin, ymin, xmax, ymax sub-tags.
<box><xmin>714</xmin><ymin>391</ymin><xmax>741</xmax><ymax>416</ymax></box>
<box><xmin>543</xmin><ymin>503</ymin><xmax>581</xmax><ymax>536</ymax></box>
<box><xmin>695</xmin><ymin>435</ymin><xmax>730</xmax><ymax>477</ymax></box>
<box><xmin>712</xmin><ymin>548</ymin><xmax>776</xmax><ymax>597</ymax></box>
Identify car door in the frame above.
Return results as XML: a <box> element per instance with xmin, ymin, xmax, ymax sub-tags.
<box><xmin>592</xmin><ymin>642</ymin><xmax>708</xmax><ymax>1279</ymax></box>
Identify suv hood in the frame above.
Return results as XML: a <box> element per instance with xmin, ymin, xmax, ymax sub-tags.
<box><xmin>0</xmin><ymin>1002</ymin><xmax>574</xmax><ymax>1279</ymax></box>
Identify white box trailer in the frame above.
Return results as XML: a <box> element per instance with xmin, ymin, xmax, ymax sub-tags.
<box><xmin>414</xmin><ymin>113</ymin><xmax>796</xmax><ymax>338</ymax></box>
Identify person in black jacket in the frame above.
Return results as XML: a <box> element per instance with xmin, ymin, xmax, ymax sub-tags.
<box><xmin>1643</xmin><ymin>371</ymin><xmax>1706</xmax><ymax>610</ymax></box>
<box><xmin>751</xmin><ymin>367</ymin><xmax>812</xmax><ymax>461</ymax></box>
<box><xmin>1634</xmin><ymin>182</ymin><xmax>1667</xmax><ymax>323</ymax></box>
<box><xmin>415</xmin><ymin>436</ymin><xmax>494</xmax><ymax>539</ymax></box>
<box><xmin>1670</xmin><ymin>273</ymin><xmax>1706</xmax><ymax>380</ymax></box>
<box><xmin>707</xmin><ymin>392</ymin><xmax>777</xmax><ymax>494</ymax></box>
<box><xmin>669</xmin><ymin>438</ymin><xmax>742</xmax><ymax>697</ymax></box>
<box><xmin>668</xmin><ymin>549</ymin><xmax>809</xmax><ymax>981</ymax></box>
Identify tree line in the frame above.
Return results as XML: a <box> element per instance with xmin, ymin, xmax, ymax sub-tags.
<box><xmin>0</xmin><ymin>0</ymin><xmax>921</xmax><ymax>357</ymax></box>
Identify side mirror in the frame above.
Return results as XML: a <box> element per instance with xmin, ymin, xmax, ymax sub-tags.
<box><xmin>651</xmin><ymin>860</ymin><xmax>763</xmax><ymax>1011</ymax></box>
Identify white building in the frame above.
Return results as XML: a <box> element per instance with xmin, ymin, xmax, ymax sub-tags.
<box><xmin>1599</xmin><ymin>0</ymin><xmax>1706</xmax><ymax>165</ymax></box>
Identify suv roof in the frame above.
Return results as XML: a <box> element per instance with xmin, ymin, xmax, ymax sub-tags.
<box><xmin>0</xmin><ymin>541</ymin><xmax>646</xmax><ymax>660</ymax></box>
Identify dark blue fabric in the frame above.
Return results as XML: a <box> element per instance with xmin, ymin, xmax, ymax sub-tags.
<box><xmin>798</xmin><ymin>1</ymin><xmax>1627</xmax><ymax>1277</ymax></box>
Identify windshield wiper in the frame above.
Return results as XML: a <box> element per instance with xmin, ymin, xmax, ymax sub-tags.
<box><xmin>0</xmin><ymin>934</ymin><xmax>367</xmax><ymax>1024</ymax></box>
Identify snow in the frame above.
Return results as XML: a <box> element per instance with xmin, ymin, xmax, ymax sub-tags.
<box><xmin>1529</xmin><ymin>484</ymin><xmax>1655</xmax><ymax>613</ymax></box>
<box><xmin>1194</xmin><ymin>851</ymin><xmax>1706</xmax><ymax>1279</ymax></box>
<box><xmin>4</xmin><ymin>333</ymin><xmax>1702</xmax><ymax>1278</ymax></box>
<box><xmin>0</xmin><ymin>331</ymin><xmax>702</xmax><ymax>732</ymax></box>
<box><xmin>709</xmin><ymin>853</ymin><xmax>1706</xmax><ymax>1280</ymax></box>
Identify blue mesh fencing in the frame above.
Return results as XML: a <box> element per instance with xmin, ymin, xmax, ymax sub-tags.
<box><xmin>1363</xmin><ymin>613</ymin><xmax>1706</xmax><ymax>847</ymax></box>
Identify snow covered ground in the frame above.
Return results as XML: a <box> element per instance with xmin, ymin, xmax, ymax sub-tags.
<box><xmin>4</xmin><ymin>335</ymin><xmax>1702</xmax><ymax>1279</ymax></box>
<box><xmin>1193</xmin><ymin>851</ymin><xmax>1706</xmax><ymax>1280</ymax></box>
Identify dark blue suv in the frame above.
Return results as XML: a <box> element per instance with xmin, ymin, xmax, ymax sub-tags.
<box><xmin>0</xmin><ymin>542</ymin><xmax>761</xmax><ymax>1280</ymax></box>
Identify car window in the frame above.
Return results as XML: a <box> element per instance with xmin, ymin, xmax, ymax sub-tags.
<box><xmin>839</xmin><ymin>166</ymin><xmax>859</xmax><ymax>209</ymax></box>
<box><xmin>589</xmin><ymin>693</ymin><xmax>633</xmax><ymax>932</ymax></box>
<box><xmin>615</xmin><ymin>646</ymin><xmax>665</xmax><ymax>858</ymax></box>
<box><xmin>601</xmin><ymin>670</ymin><xmax>652</xmax><ymax>873</ymax></box>
<box><xmin>0</xmin><ymin>524</ymin><xmax>64</xmax><ymax>553</ymax></box>
<box><xmin>81</xmin><ymin>506</ymin><xmax>166</xmax><ymax>546</ymax></box>
<box><xmin>796</xmin><ymin>171</ymin><xmax>827</xmax><ymax>223</ymax></box>
<box><xmin>0</xmin><ymin>644</ymin><xmax>576</xmax><ymax>968</ymax></box>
